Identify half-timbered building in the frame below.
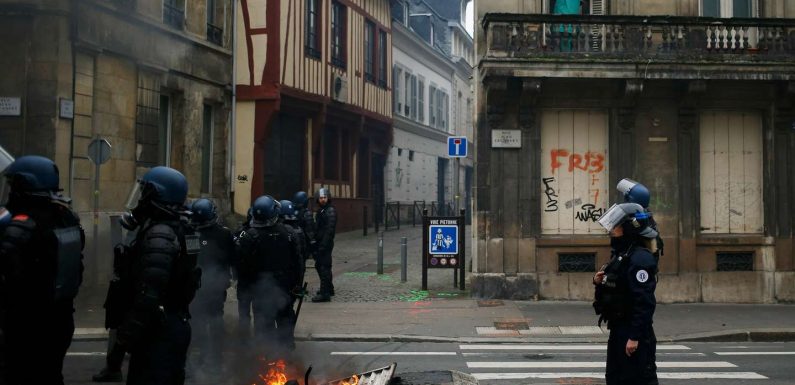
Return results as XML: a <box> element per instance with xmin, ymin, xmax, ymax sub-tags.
<box><xmin>235</xmin><ymin>0</ymin><xmax>393</xmax><ymax>231</ymax></box>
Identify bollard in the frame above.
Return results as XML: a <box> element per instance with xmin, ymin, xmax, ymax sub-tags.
<box><xmin>377</xmin><ymin>232</ymin><xmax>384</xmax><ymax>275</ymax></box>
<box><xmin>400</xmin><ymin>237</ymin><xmax>407</xmax><ymax>282</ymax></box>
<box><xmin>363</xmin><ymin>206</ymin><xmax>368</xmax><ymax>237</ymax></box>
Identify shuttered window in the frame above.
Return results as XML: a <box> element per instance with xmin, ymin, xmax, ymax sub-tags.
<box><xmin>699</xmin><ymin>111</ymin><xmax>763</xmax><ymax>234</ymax></box>
<box><xmin>541</xmin><ymin>110</ymin><xmax>609</xmax><ymax>235</ymax></box>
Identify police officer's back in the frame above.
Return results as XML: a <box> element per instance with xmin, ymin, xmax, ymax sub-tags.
<box><xmin>292</xmin><ymin>191</ymin><xmax>316</xmax><ymax>257</ymax></box>
<box><xmin>593</xmin><ymin>202</ymin><xmax>659</xmax><ymax>385</ymax></box>
<box><xmin>114</xmin><ymin>167</ymin><xmax>200</xmax><ymax>385</ymax></box>
<box><xmin>279</xmin><ymin>199</ymin><xmax>307</xmax><ymax>278</ymax></box>
<box><xmin>189</xmin><ymin>199</ymin><xmax>232</xmax><ymax>377</ymax></box>
<box><xmin>235</xmin><ymin>196</ymin><xmax>301</xmax><ymax>349</ymax></box>
<box><xmin>0</xmin><ymin>156</ymin><xmax>84</xmax><ymax>385</ymax></box>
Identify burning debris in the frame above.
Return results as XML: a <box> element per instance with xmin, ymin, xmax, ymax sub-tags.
<box><xmin>252</xmin><ymin>360</ymin><xmax>396</xmax><ymax>385</ymax></box>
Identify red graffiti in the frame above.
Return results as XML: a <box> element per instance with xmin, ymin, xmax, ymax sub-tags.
<box><xmin>550</xmin><ymin>149</ymin><xmax>605</xmax><ymax>174</ymax></box>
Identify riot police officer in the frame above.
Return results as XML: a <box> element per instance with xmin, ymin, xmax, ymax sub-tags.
<box><xmin>279</xmin><ymin>200</ymin><xmax>307</xmax><ymax>277</ymax></box>
<box><xmin>113</xmin><ymin>166</ymin><xmax>201</xmax><ymax>385</ymax></box>
<box><xmin>189</xmin><ymin>199</ymin><xmax>233</xmax><ymax>379</ymax></box>
<box><xmin>292</xmin><ymin>191</ymin><xmax>316</xmax><ymax>260</ymax></box>
<box><xmin>311</xmin><ymin>188</ymin><xmax>336</xmax><ymax>303</ymax></box>
<box><xmin>617</xmin><ymin>178</ymin><xmax>664</xmax><ymax>258</ymax></box>
<box><xmin>0</xmin><ymin>155</ymin><xmax>84</xmax><ymax>385</ymax></box>
<box><xmin>593</xmin><ymin>202</ymin><xmax>659</xmax><ymax>385</ymax></box>
<box><xmin>235</xmin><ymin>196</ymin><xmax>301</xmax><ymax>353</ymax></box>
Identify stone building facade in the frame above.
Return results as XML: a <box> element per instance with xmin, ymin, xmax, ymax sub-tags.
<box><xmin>0</xmin><ymin>0</ymin><xmax>233</xmax><ymax>293</ymax></box>
<box><xmin>473</xmin><ymin>0</ymin><xmax>795</xmax><ymax>302</ymax></box>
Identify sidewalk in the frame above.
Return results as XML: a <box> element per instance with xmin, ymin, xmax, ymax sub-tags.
<box><xmin>75</xmin><ymin>226</ymin><xmax>795</xmax><ymax>343</ymax></box>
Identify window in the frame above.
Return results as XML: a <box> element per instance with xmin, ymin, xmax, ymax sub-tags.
<box><xmin>417</xmin><ymin>77</ymin><xmax>425</xmax><ymax>123</ymax></box>
<box><xmin>163</xmin><ymin>0</ymin><xmax>185</xmax><ymax>29</ymax></box>
<box><xmin>378</xmin><ymin>30</ymin><xmax>388</xmax><ymax>88</ymax></box>
<box><xmin>441</xmin><ymin>91</ymin><xmax>448</xmax><ymax>130</ymax></box>
<box><xmin>429</xmin><ymin>85</ymin><xmax>436</xmax><ymax>126</ymax></box>
<box><xmin>702</xmin><ymin>0</ymin><xmax>753</xmax><ymax>17</ymax></box>
<box><xmin>410</xmin><ymin>74</ymin><xmax>417</xmax><ymax>120</ymax></box>
<box><xmin>331</xmin><ymin>1</ymin><xmax>346</xmax><ymax>68</ymax></box>
<box><xmin>540</xmin><ymin>109</ymin><xmax>609</xmax><ymax>235</ymax></box>
<box><xmin>136</xmin><ymin>72</ymin><xmax>166</xmax><ymax>167</ymax></box>
<box><xmin>206</xmin><ymin>0</ymin><xmax>223</xmax><ymax>45</ymax></box>
<box><xmin>699</xmin><ymin>111</ymin><xmax>763</xmax><ymax>234</ymax></box>
<box><xmin>158</xmin><ymin>95</ymin><xmax>172</xmax><ymax>166</ymax></box>
<box><xmin>402</xmin><ymin>1</ymin><xmax>409</xmax><ymax>25</ymax></box>
<box><xmin>403</xmin><ymin>72</ymin><xmax>411</xmax><ymax>116</ymax></box>
<box><xmin>201</xmin><ymin>104</ymin><xmax>214</xmax><ymax>193</ymax></box>
<box><xmin>305</xmin><ymin>0</ymin><xmax>321</xmax><ymax>59</ymax></box>
<box><xmin>393</xmin><ymin>66</ymin><xmax>402</xmax><ymax>114</ymax></box>
<box><xmin>364</xmin><ymin>20</ymin><xmax>375</xmax><ymax>82</ymax></box>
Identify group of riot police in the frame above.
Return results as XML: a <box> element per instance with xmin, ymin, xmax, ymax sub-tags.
<box><xmin>0</xmin><ymin>153</ymin><xmax>338</xmax><ymax>385</ymax></box>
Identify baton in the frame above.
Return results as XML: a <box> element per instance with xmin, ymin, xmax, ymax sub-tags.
<box><xmin>294</xmin><ymin>282</ymin><xmax>308</xmax><ymax>323</ymax></box>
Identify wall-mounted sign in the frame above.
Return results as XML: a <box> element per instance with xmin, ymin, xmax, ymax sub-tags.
<box><xmin>59</xmin><ymin>98</ymin><xmax>74</xmax><ymax>119</ymax></box>
<box><xmin>0</xmin><ymin>97</ymin><xmax>21</xmax><ymax>116</ymax></box>
<box><xmin>491</xmin><ymin>129</ymin><xmax>521</xmax><ymax>148</ymax></box>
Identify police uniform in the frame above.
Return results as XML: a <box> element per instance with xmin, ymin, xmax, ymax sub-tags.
<box><xmin>236</xmin><ymin>221</ymin><xmax>301</xmax><ymax>350</ymax></box>
<box><xmin>312</xmin><ymin>189</ymin><xmax>336</xmax><ymax>302</ymax></box>
<box><xmin>190</xmin><ymin>221</ymin><xmax>233</xmax><ymax>372</ymax></box>
<box><xmin>0</xmin><ymin>199</ymin><xmax>83</xmax><ymax>385</ymax></box>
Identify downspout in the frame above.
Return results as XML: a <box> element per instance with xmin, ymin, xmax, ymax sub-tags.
<box><xmin>229</xmin><ymin>0</ymin><xmax>237</xmax><ymax>209</ymax></box>
<box><xmin>68</xmin><ymin>0</ymin><xmax>77</xmax><ymax>197</ymax></box>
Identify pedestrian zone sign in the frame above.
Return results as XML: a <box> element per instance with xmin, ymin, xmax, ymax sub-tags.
<box><xmin>429</xmin><ymin>224</ymin><xmax>458</xmax><ymax>255</ymax></box>
<box><xmin>448</xmin><ymin>136</ymin><xmax>467</xmax><ymax>157</ymax></box>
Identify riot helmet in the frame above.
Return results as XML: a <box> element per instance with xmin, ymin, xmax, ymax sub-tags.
<box><xmin>250</xmin><ymin>195</ymin><xmax>279</xmax><ymax>228</ymax></box>
<box><xmin>616</xmin><ymin>178</ymin><xmax>650</xmax><ymax>208</ymax></box>
<box><xmin>293</xmin><ymin>191</ymin><xmax>309</xmax><ymax>209</ymax></box>
<box><xmin>316</xmin><ymin>187</ymin><xmax>331</xmax><ymax>205</ymax></box>
<box><xmin>121</xmin><ymin>166</ymin><xmax>188</xmax><ymax>229</ymax></box>
<box><xmin>190</xmin><ymin>198</ymin><xmax>218</xmax><ymax>226</ymax></box>
<box><xmin>279</xmin><ymin>199</ymin><xmax>297</xmax><ymax>221</ymax></box>
<box><xmin>598</xmin><ymin>202</ymin><xmax>658</xmax><ymax>239</ymax></box>
<box><xmin>3</xmin><ymin>155</ymin><xmax>61</xmax><ymax>196</ymax></box>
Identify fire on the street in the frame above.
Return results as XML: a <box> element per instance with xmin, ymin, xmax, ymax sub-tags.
<box><xmin>255</xmin><ymin>359</ymin><xmax>359</xmax><ymax>385</ymax></box>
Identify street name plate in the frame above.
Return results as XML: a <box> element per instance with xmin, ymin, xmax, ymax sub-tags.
<box><xmin>0</xmin><ymin>97</ymin><xmax>21</xmax><ymax>116</ymax></box>
<box><xmin>491</xmin><ymin>129</ymin><xmax>521</xmax><ymax>148</ymax></box>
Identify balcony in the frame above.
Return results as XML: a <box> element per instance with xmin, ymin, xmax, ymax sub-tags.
<box><xmin>481</xmin><ymin>14</ymin><xmax>795</xmax><ymax>80</ymax></box>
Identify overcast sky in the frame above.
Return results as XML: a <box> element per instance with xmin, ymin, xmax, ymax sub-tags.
<box><xmin>465</xmin><ymin>2</ymin><xmax>474</xmax><ymax>37</ymax></box>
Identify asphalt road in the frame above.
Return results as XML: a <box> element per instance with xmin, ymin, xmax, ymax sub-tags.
<box><xmin>64</xmin><ymin>340</ymin><xmax>795</xmax><ymax>385</ymax></box>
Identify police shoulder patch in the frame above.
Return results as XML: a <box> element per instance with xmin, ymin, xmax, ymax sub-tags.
<box><xmin>636</xmin><ymin>269</ymin><xmax>650</xmax><ymax>283</ymax></box>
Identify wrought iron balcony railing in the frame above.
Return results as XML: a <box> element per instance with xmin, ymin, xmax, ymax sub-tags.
<box><xmin>207</xmin><ymin>23</ymin><xmax>223</xmax><ymax>46</ymax></box>
<box><xmin>483</xmin><ymin>14</ymin><xmax>795</xmax><ymax>61</ymax></box>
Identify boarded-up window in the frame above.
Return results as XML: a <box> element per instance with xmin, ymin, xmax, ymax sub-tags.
<box><xmin>699</xmin><ymin>111</ymin><xmax>763</xmax><ymax>234</ymax></box>
<box><xmin>541</xmin><ymin>110</ymin><xmax>609</xmax><ymax>235</ymax></box>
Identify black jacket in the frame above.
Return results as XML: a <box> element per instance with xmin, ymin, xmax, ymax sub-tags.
<box><xmin>235</xmin><ymin>223</ymin><xmax>301</xmax><ymax>291</ymax></box>
<box><xmin>297</xmin><ymin>207</ymin><xmax>316</xmax><ymax>250</ymax></box>
<box><xmin>315</xmin><ymin>204</ymin><xmax>337</xmax><ymax>252</ymax></box>
<box><xmin>195</xmin><ymin>223</ymin><xmax>233</xmax><ymax>294</ymax></box>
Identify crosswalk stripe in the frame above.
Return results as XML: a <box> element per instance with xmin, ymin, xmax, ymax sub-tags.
<box><xmin>66</xmin><ymin>352</ymin><xmax>106</xmax><ymax>356</ymax></box>
<box><xmin>330</xmin><ymin>352</ymin><xmax>457</xmax><ymax>356</ymax></box>
<box><xmin>459</xmin><ymin>344</ymin><xmax>691</xmax><ymax>350</ymax></box>
<box><xmin>460</xmin><ymin>352</ymin><xmax>706</xmax><ymax>357</ymax></box>
<box><xmin>471</xmin><ymin>372</ymin><xmax>768</xmax><ymax>380</ymax></box>
<box><xmin>466</xmin><ymin>361</ymin><xmax>737</xmax><ymax>368</ymax></box>
<box><xmin>716</xmin><ymin>352</ymin><xmax>795</xmax><ymax>355</ymax></box>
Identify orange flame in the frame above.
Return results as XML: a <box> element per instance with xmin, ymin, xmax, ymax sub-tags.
<box><xmin>256</xmin><ymin>359</ymin><xmax>288</xmax><ymax>385</ymax></box>
<box><xmin>338</xmin><ymin>375</ymin><xmax>359</xmax><ymax>385</ymax></box>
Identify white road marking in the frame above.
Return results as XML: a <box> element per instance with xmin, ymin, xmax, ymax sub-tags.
<box><xmin>471</xmin><ymin>372</ymin><xmax>768</xmax><ymax>380</ymax></box>
<box><xmin>715</xmin><ymin>351</ymin><xmax>795</xmax><ymax>356</ymax></box>
<box><xmin>66</xmin><ymin>352</ymin><xmax>106</xmax><ymax>356</ymax></box>
<box><xmin>466</xmin><ymin>361</ymin><xmax>737</xmax><ymax>368</ymax></box>
<box><xmin>330</xmin><ymin>352</ymin><xmax>457</xmax><ymax>356</ymax></box>
<box><xmin>459</xmin><ymin>344</ymin><xmax>691</xmax><ymax>350</ymax></box>
<box><xmin>460</xmin><ymin>352</ymin><xmax>706</xmax><ymax>357</ymax></box>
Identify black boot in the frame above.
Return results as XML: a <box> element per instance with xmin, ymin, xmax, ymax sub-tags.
<box><xmin>311</xmin><ymin>292</ymin><xmax>331</xmax><ymax>302</ymax></box>
<box><xmin>92</xmin><ymin>367</ymin><xmax>123</xmax><ymax>382</ymax></box>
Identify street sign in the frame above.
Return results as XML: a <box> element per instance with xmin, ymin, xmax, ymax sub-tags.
<box><xmin>422</xmin><ymin>209</ymin><xmax>466</xmax><ymax>291</ymax></box>
<box><xmin>491</xmin><ymin>129</ymin><xmax>522</xmax><ymax>148</ymax></box>
<box><xmin>447</xmin><ymin>136</ymin><xmax>467</xmax><ymax>157</ymax></box>
<box><xmin>87</xmin><ymin>138</ymin><xmax>112</xmax><ymax>165</ymax></box>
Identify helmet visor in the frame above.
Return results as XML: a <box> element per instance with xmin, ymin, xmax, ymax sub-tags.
<box><xmin>124</xmin><ymin>181</ymin><xmax>143</xmax><ymax>210</ymax></box>
<box><xmin>597</xmin><ymin>204</ymin><xmax>627</xmax><ymax>232</ymax></box>
<box><xmin>616</xmin><ymin>178</ymin><xmax>638</xmax><ymax>196</ymax></box>
<box><xmin>0</xmin><ymin>146</ymin><xmax>14</xmax><ymax>205</ymax></box>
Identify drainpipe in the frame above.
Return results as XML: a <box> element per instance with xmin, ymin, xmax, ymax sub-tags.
<box><xmin>229</xmin><ymin>0</ymin><xmax>237</xmax><ymax>209</ymax></box>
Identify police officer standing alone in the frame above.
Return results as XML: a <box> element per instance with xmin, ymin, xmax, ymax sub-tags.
<box><xmin>235</xmin><ymin>196</ymin><xmax>301</xmax><ymax>354</ymax></box>
<box><xmin>189</xmin><ymin>199</ymin><xmax>233</xmax><ymax>380</ymax></box>
<box><xmin>113</xmin><ymin>166</ymin><xmax>201</xmax><ymax>385</ymax></box>
<box><xmin>0</xmin><ymin>155</ymin><xmax>84</xmax><ymax>385</ymax></box>
<box><xmin>311</xmin><ymin>188</ymin><xmax>336</xmax><ymax>303</ymax></box>
<box><xmin>593</xmin><ymin>202</ymin><xmax>659</xmax><ymax>385</ymax></box>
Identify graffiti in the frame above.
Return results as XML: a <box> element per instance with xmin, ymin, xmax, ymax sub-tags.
<box><xmin>237</xmin><ymin>174</ymin><xmax>248</xmax><ymax>182</ymax></box>
<box><xmin>550</xmin><ymin>149</ymin><xmax>605</xmax><ymax>174</ymax></box>
<box><xmin>575</xmin><ymin>204</ymin><xmax>604</xmax><ymax>222</ymax></box>
<box><xmin>564</xmin><ymin>198</ymin><xmax>583</xmax><ymax>209</ymax></box>
<box><xmin>542</xmin><ymin>177</ymin><xmax>559</xmax><ymax>212</ymax></box>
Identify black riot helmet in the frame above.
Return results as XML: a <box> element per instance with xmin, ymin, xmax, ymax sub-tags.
<box><xmin>598</xmin><ymin>202</ymin><xmax>658</xmax><ymax>239</ymax></box>
<box><xmin>279</xmin><ymin>199</ymin><xmax>297</xmax><ymax>221</ymax></box>
<box><xmin>3</xmin><ymin>155</ymin><xmax>61</xmax><ymax>198</ymax></box>
<box><xmin>293</xmin><ymin>191</ymin><xmax>309</xmax><ymax>209</ymax></box>
<box><xmin>190</xmin><ymin>198</ymin><xmax>218</xmax><ymax>226</ymax></box>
